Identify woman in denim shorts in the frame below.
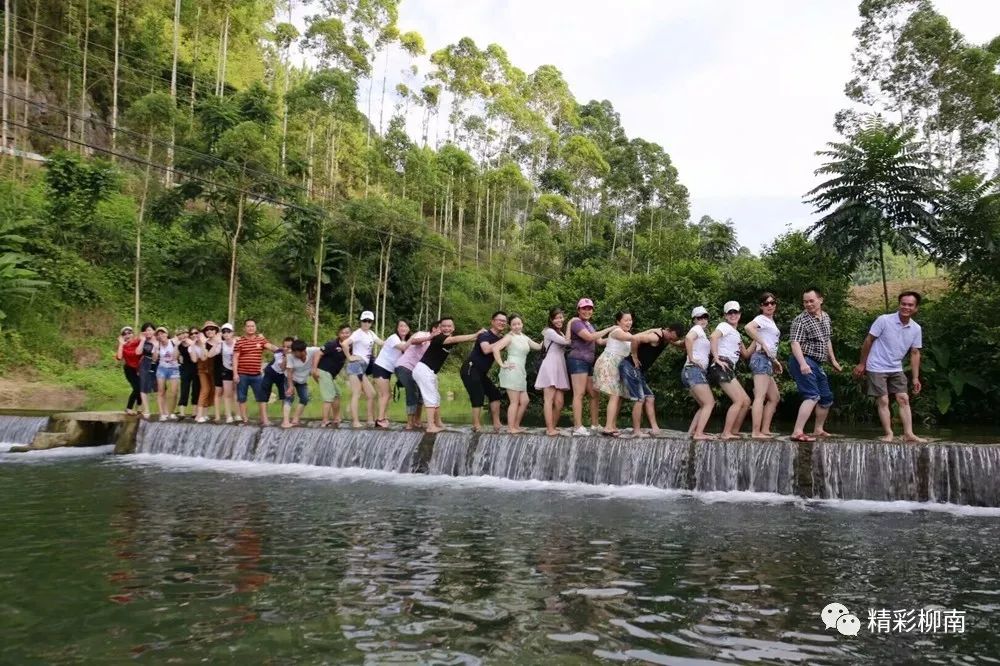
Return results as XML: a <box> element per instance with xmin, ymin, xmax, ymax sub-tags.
<box><xmin>745</xmin><ymin>292</ymin><xmax>783</xmax><ymax>438</ymax></box>
<box><xmin>153</xmin><ymin>326</ymin><xmax>181</xmax><ymax>421</ymax></box>
<box><xmin>682</xmin><ymin>306</ymin><xmax>715</xmax><ymax>440</ymax></box>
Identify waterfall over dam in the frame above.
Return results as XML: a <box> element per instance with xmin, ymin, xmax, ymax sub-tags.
<box><xmin>123</xmin><ymin>419</ymin><xmax>1000</xmax><ymax>508</ymax></box>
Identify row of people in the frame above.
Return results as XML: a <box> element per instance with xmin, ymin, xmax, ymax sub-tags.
<box><xmin>114</xmin><ymin>289</ymin><xmax>925</xmax><ymax>440</ymax></box>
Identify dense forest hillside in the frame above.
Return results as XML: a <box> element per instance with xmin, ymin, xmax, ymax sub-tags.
<box><xmin>0</xmin><ymin>0</ymin><xmax>998</xmax><ymax>423</ymax></box>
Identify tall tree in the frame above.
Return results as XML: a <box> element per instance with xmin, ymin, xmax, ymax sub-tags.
<box><xmin>806</xmin><ymin>122</ymin><xmax>940</xmax><ymax>310</ymax></box>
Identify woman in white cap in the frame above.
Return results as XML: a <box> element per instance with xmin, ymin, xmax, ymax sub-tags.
<box><xmin>709</xmin><ymin>301</ymin><xmax>754</xmax><ymax>439</ymax></box>
<box><xmin>566</xmin><ymin>297</ymin><xmax>614</xmax><ymax>436</ymax></box>
<box><xmin>745</xmin><ymin>293</ymin><xmax>782</xmax><ymax>438</ymax></box>
<box><xmin>683</xmin><ymin>306</ymin><xmax>715</xmax><ymax>439</ymax></box>
<box><xmin>153</xmin><ymin>326</ymin><xmax>181</xmax><ymax>420</ymax></box>
<box><xmin>346</xmin><ymin>310</ymin><xmax>383</xmax><ymax>428</ymax></box>
<box><xmin>213</xmin><ymin>323</ymin><xmax>238</xmax><ymax>422</ymax></box>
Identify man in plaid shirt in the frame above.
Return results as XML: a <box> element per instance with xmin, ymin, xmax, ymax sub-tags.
<box><xmin>787</xmin><ymin>288</ymin><xmax>842</xmax><ymax>442</ymax></box>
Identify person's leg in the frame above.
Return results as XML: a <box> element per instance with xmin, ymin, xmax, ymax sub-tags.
<box><xmin>505</xmin><ymin>389</ymin><xmax>519</xmax><ymax>432</ymax></box>
<box><xmin>223</xmin><ymin>380</ymin><xmax>235</xmax><ymax>421</ymax></box>
<box><xmin>793</xmin><ymin>399</ymin><xmax>817</xmax><ymax>437</ymax></box>
<box><xmin>876</xmin><ymin>394</ymin><xmax>893</xmax><ymax>441</ymax></box>
<box><xmin>787</xmin><ymin>357</ymin><xmax>819</xmax><ymax>439</ymax></box>
<box><xmin>514</xmin><ymin>391</ymin><xmax>529</xmax><ymax>430</ymax></box>
<box><xmin>124</xmin><ymin>366</ymin><xmax>140</xmax><ymax>412</ymax></box>
<box><xmin>762</xmin><ymin>378</ymin><xmax>780</xmax><ymax>436</ymax></box>
<box><xmin>570</xmin><ymin>373</ymin><xmax>588</xmax><ymax>429</ymax></box>
<box><xmin>375</xmin><ymin>377</ymin><xmax>390</xmax><ymax>422</ymax></box>
<box><xmin>812</xmin><ymin>365</ymin><xmax>834</xmax><ymax>437</ymax></box>
<box><xmin>251</xmin><ymin>377</ymin><xmax>270</xmax><ymax>426</ymax></box>
<box><xmin>168</xmin><ymin>378</ymin><xmax>180</xmax><ymax>416</ymax></box>
<box><xmin>604</xmin><ymin>394</ymin><xmax>620</xmax><ymax>433</ymax></box>
<box><xmin>631</xmin><ymin>399</ymin><xmax>643</xmax><ymax>434</ymax></box>
<box><xmin>178</xmin><ymin>369</ymin><xmax>191</xmax><ymax>416</ymax></box>
<box><xmin>720</xmin><ymin>380</ymin><xmax>751</xmax><ymax>438</ymax></box>
<box><xmin>587</xmin><ymin>376</ymin><xmax>601</xmax><ymax>428</ymax></box>
<box><xmin>348</xmin><ymin>374</ymin><xmax>362</xmax><ymax>427</ymax></box>
<box><xmin>542</xmin><ymin>387</ymin><xmax>556</xmax><ymax>435</ymax></box>
<box><xmin>645</xmin><ymin>397</ymin><xmax>661</xmax><ymax>434</ymax></box>
<box><xmin>690</xmin><ymin>385</ymin><xmax>715</xmax><ymax>439</ymax></box>
<box><xmin>156</xmin><ymin>373</ymin><xmax>168</xmax><ymax>418</ymax></box>
<box><xmin>362</xmin><ymin>376</ymin><xmax>376</xmax><ymax>424</ymax></box>
<box><xmin>281</xmin><ymin>392</ymin><xmax>293</xmax><ymax>427</ymax></box>
<box><xmin>751</xmin><ymin>374</ymin><xmax>770</xmax><ymax>437</ymax></box>
<box><xmin>235</xmin><ymin>376</ymin><xmax>250</xmax><ymax>422</ymax></box>
<box><xmin>896</xmin><ymin>392</ymin><xmax>924</xmax><ymax>442</ymax></box>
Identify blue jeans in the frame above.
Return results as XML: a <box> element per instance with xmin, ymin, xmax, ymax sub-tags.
<box><xmin>681</xmin><ymin>365</ymin><xmax>708</xmax><ymax>389</ymax></box>
<box><xmin>787</xmin><ymin>356</ymin><xmax>834</xmax><ymax>408</ymax></box>
<box><xmin>749</xmin><ymin>352</ymin><xmax>773</xmax><ymax>376</ymax></box>
<box><xmin>395</xmin><ymin>366</ymin><xmax>422</xmax><ymax>415</ymax></box>
<box><xmin>237</xmin><ymin>373</ymin><xmax>264</xmax><ymax>403</ymax></box>
<box><xmin>567</xmin><ymin>357</ymin><xmax>594</xmax><ymax>376</ymax></box>
<box><xmin>285</xmin><ymin>381</ymin><xmax>310</xmax><ymax>406</ymax></box>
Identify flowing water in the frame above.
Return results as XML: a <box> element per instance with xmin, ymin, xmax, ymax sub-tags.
<box><xmin>0</xmin><ymin>414</ymin><xmax>49</xmax><ymax>445</ymax></box>
<box><xmin>1</xmin><ymin>453</ymin><xmax>999</xmax><ymax>664</ymax></box>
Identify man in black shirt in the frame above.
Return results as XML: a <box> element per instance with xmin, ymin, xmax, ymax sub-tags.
<box><xmin>460</xmin><ymin>311</ymin><xmax>507</xmax><ymax>432</ymax></box>
<box><xmin>621</xmin><ymin>323</ymin><xmax>685</xmax><ymax>436</ymax></box>
<box><xmin>312</xmin><ymin>325</ymin><xmax>351</xmax><ymax>427</ymax></box>
<box><xmin>411</xmin><ymin>317</ymin><xmax>485</xmax><ymax>433</ymax></box>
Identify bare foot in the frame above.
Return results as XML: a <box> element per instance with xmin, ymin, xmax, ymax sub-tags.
<box><xmin>509</xmin><ymin>427</ymin><xmax>525</xmax><ymax>435</ymax></box>
<box><xmin>903</xmin><ymin>434</ymin><xmax>928</xmax><ymax>443</ymax></box>
<box><xmin>813</xmin><ymin>430</ymin><xmax>833</xmax><ymax>438</ymax></box>
<box><xmin>762</xmin><ymin>431</ymin><xmax>777</xmax><ymax>438</ymax></box>
<box><xmin>545</xmin><ymin>429</ymin><xmax>559</xmax><ymax>437</ymax></box>
<box><xmin>751</xmin><ymin>432</ymin><xmax>773</xmax><ymax>439</ymax></box>
<box><xmin>650</xmin><ymin>428</ymin><xmax>662</xmax><ymax>436</ymax></box>
<box><xmin>879</xmin><ymin>434</ymin><xmax>895</xmax><ymax>443</ymax></box>
<box><xmin>351</xmin><ymin>421</ymin><xmax>363</xmax><ymax>429</ymax></box>
<box><xmin>692</xmin><ymin>432</ymin><xmax>715</xmax><ymax>440</ymax></box>
<box><xmin>280</xmin><ymin>422</ymin><xmax>293</xmax><ymax>429</ymax></box>
<box><xmin>426</xmin><ymin>426</ymin><xmax>443</xmax><ymax>434</ymax></box>
<box><xmin>720</xmin><ymin>433</ymin><xmax>741</xmax><ymax>440</ymax></box>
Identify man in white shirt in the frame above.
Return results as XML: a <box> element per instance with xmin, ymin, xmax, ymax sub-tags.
<box><xmin>853</xmin><ymin>291</ymin><xmax>925</xmax><ymax>442</ymax></box>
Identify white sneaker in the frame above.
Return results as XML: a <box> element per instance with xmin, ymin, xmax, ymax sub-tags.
<box><xmin>168</xmin><ymin>413</ymin><xmax>179</xmax><ymax>421</ymax></box>
<box><xmin>572</xmin><ymin>426</ymin><xmax>590</xmax><ymax>436</ymax></box>
<box><xmin>195</xmin><ymin>416</ymin><xmax>208</xmax><ymax>423</ymax></box>
<box><xmin>225</xmin><ymin>416</ymin><xmax>235</xmax><ymax>424</ymax></box>
<box><xmin>159</xmin><ymin>415</ymin><xmax>169</xmax><ymax>422</ymax></box>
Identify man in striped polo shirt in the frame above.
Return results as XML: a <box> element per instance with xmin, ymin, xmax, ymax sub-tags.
<box><xmin>233</xmin><ymin>318</ymin><xmax>280</xmax><ymax>426</ymax></box>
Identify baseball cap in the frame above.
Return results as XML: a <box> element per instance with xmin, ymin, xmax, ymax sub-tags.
<box><xmin>155</xmin><ymin>326</ymin><xmax>169</xmax><ymax>334</ymax></box>
<box><xmin>577</xmin><ymin>298</ymin><xmax>594</xmax><ymax>309</ymax></box>
<box><xmin>691</xmin><ymin>306</ymin><xmax>709</xmax><ymax>318</ymax></box>
<box><xmin>120</xmin><ymin>325</ymin><xmax>133</xmax><ymax>334</ymax></box>
<box><xmin>221</xmin><ymin>322</ymin><xmax>234</xmax><ymax>332</ymax></box>
<box><xmin>723</xmin><ymin>301</ymin><xmax>741</xmax><ymax>313</ymax></box>
<box><xmin>360</xmin><ymin>310</ymin><xmax>375</xmax><ymax>322</ymax></box>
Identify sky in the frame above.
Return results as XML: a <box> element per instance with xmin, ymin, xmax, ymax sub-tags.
<box><xmin>296</xmin><ymin>1</ymin><xmax>1000</xmax><ymax>252</ymax></box>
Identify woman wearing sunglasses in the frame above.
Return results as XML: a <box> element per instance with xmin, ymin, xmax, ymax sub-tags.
<box><xmin>745</xmin><ymin>293</ymin><xmax>783</xmax><ymax>438</ymax></box>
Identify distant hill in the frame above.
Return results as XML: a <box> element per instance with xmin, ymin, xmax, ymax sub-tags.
<box><xmin>849</xmin><ymin>277</ymin><xmax>949</xmax><ymax>311</ymax></box>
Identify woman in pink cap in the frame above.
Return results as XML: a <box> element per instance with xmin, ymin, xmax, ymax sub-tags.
<box><xmin>565</xmin><ymin>297</ymin><xmax>614</xmax><ymax>436</ymax></box>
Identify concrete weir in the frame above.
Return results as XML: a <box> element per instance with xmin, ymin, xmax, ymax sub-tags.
<box><xmin>4</xmin><ymin>413</ymin><xmax>1000</xmax><ymax>508</ymax></box>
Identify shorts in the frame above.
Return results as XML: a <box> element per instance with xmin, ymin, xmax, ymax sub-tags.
<box><xmin>749</xmin><ymin>352</ymin><xmax>774</xmax><ymax>376</ymax></box>
<box><xmin>139</xmin><ymin>357</ymin><xmax>157</xmax><ymax>394</ymax></box>
<box><xmin>371</xmin><ymin>363</ymin><xmax>394</xmax><ymax>380</ymax></box>
<box><xmin>619</xmin><ymin>360</ymin><xmax>654</xmax><ymax>401</ymax></box>
<box><xmin>460</xmin><ymin>362</ymin><xmax>503</xmax><ymax>407</ymax></box>
<box><xmin>681</xmin><ymin>365</ymin><xmax>708</xmax><ymax>389</ymax></box>
<box><xmin>787</xmin><ymin>355</ymin><xmax>834</xmax><ymax>408</ymax></box>
<box><xmin>156</xmin><ymin>364</ymin><xmax>180</xmax><ymax>381</ymax></box>
<box><xmin>567</xmin><ymin>357</ymin><xmax>594</xmax><ymax>376</ymax></box>
<box><xmin>260</xmin><ymin>365</ymin><xmax>287</xmax><ymax>403</ymax></box>
<box><xmin>317</xmin><ymin>369</ymin><xmax>340</xmax><ymax>402</ymax></box>
<box><xmin>867</xmin><ymin>371</ymin><xmax>908</xmax><ymax>397</ymax></box>
<box><xmin>215</xmin><ymin>367</ymin><xmax>234</xmax><ymax>388</ymax></box>
<box><xmin>285</xmin><ymin>381</ymin><xmax>310</xmax><ymax>406</ymax></box>
<box><xmin>345</xmin><ymin>360</ymin><xmax>367</xmax><ymax>378</ymax></box>
<box><xmin>413</xmin><ymin>362</ymin><xmax>441</xmax><ymax>407</ymax></box>
<box><xmin>707</xmin><ymin>361</ymin><xmax>736</xmax><ymax>386</ymax></box>
<box><xmin>236</xmin><ymin>373</ymin><xmax>264</xmax><ymax>403</ymax></box>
